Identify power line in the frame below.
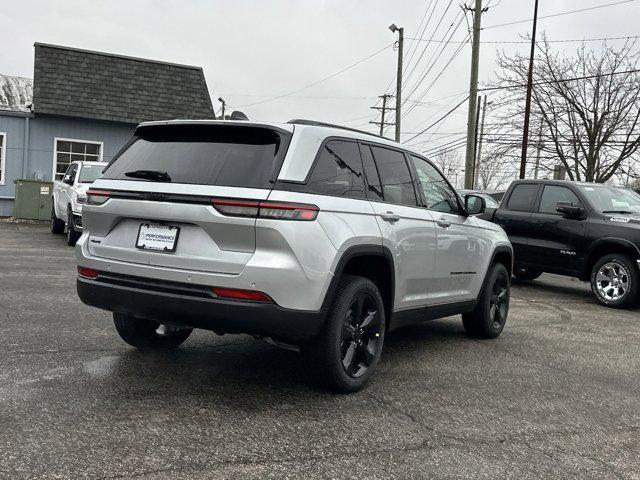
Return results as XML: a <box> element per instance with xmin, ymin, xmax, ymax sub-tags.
<box><xmin>405</xmin><ymin>34</ymin><xmax>640</xmax><ymax>44</ymax></box>
<box><xmin>402</xmin><ymin>1</ymin><xmax>455</xmax><ymax>88</ymax></box>
<box><xmin>403</xmin><ymin>0</ymin><xmax>437</xmax><ymax>77</ymax></box>
<box><xmin>482</xmin><ymin>0</ymin><xmax>636</xmax><ymax>30</ymax></box>
<box><xmin>480</xmin><ymin>68</ymin><xmax>640</xmax><ymax>92</ymax></box>
<box><xmin>238</xmin><ymin>43</ymin><xmax>393</xmax><ymax>108</ymax></box>
<box><xmin>402</xmin><ymin>12</ymin><xmax>467</xmax><ymax>110</ymax></box>
<box><xmin>402</xmin><ymin>95</ymin><xmax>470</xmax><ymax>143</ymax></box>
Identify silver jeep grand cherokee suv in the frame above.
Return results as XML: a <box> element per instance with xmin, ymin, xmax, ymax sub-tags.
<box><xmin>77</xmin><ymin>119</ymin><xmax>513</xmax><ymax>392</ymax></box>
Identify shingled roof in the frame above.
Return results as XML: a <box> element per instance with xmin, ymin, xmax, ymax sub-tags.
<box><xmin>32</xmin><ymin>43</ymin><xmax>215</xmax><ymax>124</ymax></box>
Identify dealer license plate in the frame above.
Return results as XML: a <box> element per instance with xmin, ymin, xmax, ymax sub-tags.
<box><xmin>136</xmin><ymin>223</ymin><xmax>180</xmax><ymax>252</ymax></box>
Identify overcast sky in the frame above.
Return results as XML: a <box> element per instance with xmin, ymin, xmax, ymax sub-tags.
<box><xmin>1</xmin><ymin>0</ymin><xmax>638</xmax><ymax>152</ymax></box>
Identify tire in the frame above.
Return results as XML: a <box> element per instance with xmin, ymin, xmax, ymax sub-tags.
<box><xmin>113</xmin><ymin>313</ymin><xmax>193</xmax><ymax>350</ymax></box>
<box><xmin>513</xmin><ymin>267</ymin><xmax>541</xmax><ymax>281</ymax></box>
<box><xmin>66</xmin><ymin>208</ymin><xmax>81</xmax><ymax>246</ymax></box>
<box><xmin>590</xmin><ymin>254</ymin><xmax>639</xmax><ymax>309</ymax></box>
<box><xmin>307</xmin><ymin>275</ymin><xmax>386</xmax><ymax>393</ymax></box>
<box><xmin>463</xmin><ymin>263</ymin><xmax>510</xmax><ymax>339</ymax></box>
<box><xmin>51</xmin><ymin>205</ymin><xmax>65</xmax><ymax>234</ymax></box>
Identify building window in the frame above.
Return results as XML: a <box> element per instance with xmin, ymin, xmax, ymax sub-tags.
<box><xmin>54</xmin><ymin>138</ymin><xmax>102</xmax><ymax>180</ymax></box>
<box><xmin>0</xmin><ymin>133</ymin><xmax>5</xmax><ymax>185</ymax></box>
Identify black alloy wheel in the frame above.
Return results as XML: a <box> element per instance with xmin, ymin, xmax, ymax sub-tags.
<box><xmin>341</xmin><ymin>292</ymin><xmax>384</xmax><ymax>378</ymax></box>
<box><xmin>489</xmin><ymin>272</ymin><xmax>509</xmax><ymax>331</ymax></box>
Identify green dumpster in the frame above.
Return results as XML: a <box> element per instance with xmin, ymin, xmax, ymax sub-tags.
<box><xmin>13</xmin><ymin>179</ymin><xmax>53</xmax><ymax>221</ymax></box>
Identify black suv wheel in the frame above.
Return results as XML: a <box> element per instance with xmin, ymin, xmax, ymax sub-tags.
<box><xmin>51</xmin><ymin>205</ymin><xmax>65</xmax><ymax>234</ymax></box>
<box><xmin>463</xmin><ymin>263</ymin><xmax>510</xmax><ymax>339</ymax></box>
<box><xmin>66</xmin><ymin>207</ymin><xmax>81</xmax><ymax>246</ymax></box>
<box><xmin>590</xmin><ymin>254</ymin><xmax>639</xmax><ymax>309</ymax></box>
<box><xmin>513</xmin><ymin>267</ymin><xmax>541</xmax><ymax>281</ymax></box>
<box><xmin>113</xmin><ymin>313</ymin><xmax>193</xmax><ymax>350</ymax></box>
<box><xmin>309</xmin><ymin>275</ymin><xmax>386</xmax><ymax>393</ymax></box>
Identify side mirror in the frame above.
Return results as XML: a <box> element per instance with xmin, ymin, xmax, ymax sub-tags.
<box><xmin>63</xmin><ymin>175</ymin><xmax>74</xmax><ymax>185</ymax></box>
<box><xmin>556</xmin><ymin>201</ymin><xmax>582</xmax><ymax>219</ymax></box>
<box><xmin>465</xmin><ymin>194</ymin><xmax>486</xmax><ymax>215</ymax></box>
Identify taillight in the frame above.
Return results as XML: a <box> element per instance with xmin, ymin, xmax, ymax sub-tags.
<box><xmin>78</xmin><ymin>266</ymin><xmax>99</xmax><ymax>279</ymax></box>
<box><xmin>86</xmin><ymin>190</ymin><xmax>110</xmax><ymax>205</ymax></box>
<box><xmin>212</xmin><ymin>287</ymin><xmax>273</xmax><ymax>302</ymax></box>
<box><xmin>211</xmin><ymin>198</ymin><xmax>318</xmax><ymax>221</ymax></box>
<box><xmin>210</xmin><ymin>198</ymin><xmax>260</xmax><ymax>217</ymax></box>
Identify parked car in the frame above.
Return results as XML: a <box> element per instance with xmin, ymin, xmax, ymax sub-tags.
<box><xmin>76</xmin><ymin>119</ymin><xmax>513</xmax><ymax>392</ymax></box>
<box><xmin>458</xmin><ymin>189</ymin><xmax>500</xmax><ymax>221</ymax></box>
<box><xmin>51</xmin><ymin>161</ymin><xmax>107</xmax><ymax>245</ymax></box>
<box><xmin>485</xmin><ymin>190</ymin><xmax>506</xmax><ymax>203</ymax></box>
<box><xmin>490</xmin><ymin>179</ymin><xmax>640</xmax><ymax>308</ymax></box>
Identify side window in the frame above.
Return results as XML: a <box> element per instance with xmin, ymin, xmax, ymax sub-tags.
<box><xmin>64</xmin><ymin>164</ymin><xmax>77</xmax><ymax>180</ymax></box>
<box><xmin>506</xmin><ymin>184</ymin><xmax>539</xmax><ymax>212</ymax></box>
<box><xmin>305</xmin><ymin>140</ymin><xmax>366</xmax><ymax>199</ymax></box>
<box><xmin>539</xmin><ymin>186</ymin><xmax>580</xmax><ymax>214</ymax></box>
<box><xmin>369</xmin><ymin>146</ymin><xmax>417</xmax><ymax>206</ymax></box>
<box><xmin>359</xmin><ymin>144</ymin><xmax>384</xmax><ymax>201</ymax></box>
<box><xmin>410</xmin><ymin>155</ymin><xmax>460</xmax><ymax>214</ymax></box>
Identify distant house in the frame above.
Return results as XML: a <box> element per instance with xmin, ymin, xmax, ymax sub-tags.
<box><xmin>0</xmin><ymin>43</ymin><xmax>215</xmax><ymax>216</ymax></box>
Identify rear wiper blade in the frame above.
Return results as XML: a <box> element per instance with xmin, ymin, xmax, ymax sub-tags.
<box><xmin>124</xmin><ymin>170</ymin><xmax>172</xmax><ymax>182</ymax></box>
<box><xmin>602</xmin><ymin>210</ymin><xmax>633</xmax><ymax>214</ymax></box>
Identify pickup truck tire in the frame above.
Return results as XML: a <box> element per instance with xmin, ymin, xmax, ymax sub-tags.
<box><xmin>462</xmin><ymin>263</ymin><xmax>510</xmax><ymax>339</ymax></box>
<box><xmin>66</xmin><ymin>208</ymin><xmax>81</xmax><ymax>246</ymax></box>
<box><xmin>51</xmin><ymin>205</ymin><xmax>65</xmax><ymax>234</ymax></box>
<box><xmin>590</xmin><ymin>254</ymin><xmax>639</xmax><ymax>309</ymax></box>
<box><xmin>307</xmin><ymin>275</ymin><xmax>386</xmax><ymax>394</ymax></box>
<box><xmin>113</xmin><ymin>313</ymin><xmax>193</xmax><ymax>350</ymax></box>
<box><xmin>513</xmin><ymin>268</ymin><xmax>542</xmax><ymax>281</ymax></box>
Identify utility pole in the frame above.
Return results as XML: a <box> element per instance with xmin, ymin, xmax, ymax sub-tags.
<box><xmin>370</xmin><ymin>94</ymin><xmax>395</xmax><ymax>137</ymax></box>
<box><xmin>464</xmin><ymin>0</ymin><xmax>483</xmax><ymax>189</ymax></box>
<box><xmin>533</xmin><ymin>124</ymin><xmax>543</xmax><ymax>179</ymax></box>
<box><xmin>389</xmin><ymin>24</ymin><xmax>404</xmax><ymax>142</ymax></box>
<box><xmin>519</xmin><ymin>0</ymin><xmax>540</xmax><ymax>179</ymax></box>
<box><xmin>474</xmin><ymin>95</ymin><xmax>488</xmax><ymax>189</ymax></box>
<box><xmin>218</xmin><ymin>97</ymin><xmax>226</xmax><ymax>120</ymax></box>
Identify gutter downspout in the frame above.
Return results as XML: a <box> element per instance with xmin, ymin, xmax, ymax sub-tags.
<box><xmin>22</xmin><ymin>116</ymin><xmax>30</xmax><ymax>179</ymax></box>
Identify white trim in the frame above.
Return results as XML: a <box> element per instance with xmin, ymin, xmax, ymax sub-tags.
<box><xmin>0</xmin><ymin>132</ymin><xmax>6</xmax><ymax>186</ymax></box>
<box><xmin>52</xmin><ymin>137</ymin><xmax>104</xmax><ymax>181</ymax></box>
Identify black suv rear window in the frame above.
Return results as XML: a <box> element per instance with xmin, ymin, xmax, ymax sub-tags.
<box><xmin>103</xmin><ymin>125</ymin><xmax>290</xmax><ymax>189</ymax></box>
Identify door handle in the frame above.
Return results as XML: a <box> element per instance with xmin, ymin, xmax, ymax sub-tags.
<box><xmin>381</xmin><ymin>212</ymin><xmax>400</xmax><ymax>223</ymax></box>
<box><xmin>436</xmin><ymin>217</ymin><xmax>451</xmax><ymax>228</ymax></box>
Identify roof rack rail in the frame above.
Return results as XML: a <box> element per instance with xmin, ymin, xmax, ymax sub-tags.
<box><xmin>287</xmin><ymin>119</ymin><xmax>392</xmax><ymax>141</ymax></box>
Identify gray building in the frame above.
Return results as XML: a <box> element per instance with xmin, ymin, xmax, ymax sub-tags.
<box><xmin>0</xmin><ymin>43</ymin><xmax>215</xmax><ymax>216</ymax></box>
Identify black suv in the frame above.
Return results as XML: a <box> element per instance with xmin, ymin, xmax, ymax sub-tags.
<box><xmin>491</xmin><ymin>179</ymin><xmax>640</xmax><ymax>308</ymax></box>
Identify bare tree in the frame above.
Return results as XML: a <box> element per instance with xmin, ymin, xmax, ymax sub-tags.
<box><xmin>489</xmin><ymin>38</ymin><xmax>640</xmax><ymax>182</ymax></box>
<box><xmin>433</xmin><ymin>150</ymin><xmax>464</xmax><ymax>188</ymax></box>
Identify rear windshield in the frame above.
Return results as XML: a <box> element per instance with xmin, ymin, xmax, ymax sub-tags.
<box><xmin>78</xmin><ymin>164</ymin><xmax>104</xmax><ymax>183</ymax></box>
<box><xmin>102</xmin><ymin>125</ymin><xmax>291</xmax><ymax>189</ymax></box>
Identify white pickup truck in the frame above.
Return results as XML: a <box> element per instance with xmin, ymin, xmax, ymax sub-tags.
<box><xmin>51</xmin><ymin>161</ymin><xmax>107</xmax><ymax>245</ymax></box>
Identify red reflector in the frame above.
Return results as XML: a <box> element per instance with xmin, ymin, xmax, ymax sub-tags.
<box><xmin>78</xmin><ymin>267</ymin><xmax>99</xmax><ymax>279</ymax></box>
<box><xmin>212</xmin><ymin>287</ymin><xmax>273</xmax><ymax>302</ymax></box>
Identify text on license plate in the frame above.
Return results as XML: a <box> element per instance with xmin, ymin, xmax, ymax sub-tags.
<box><xmin>136</xmin><ymin>223</ymin><xmax>180</xmax><ymax>252</ymax></box>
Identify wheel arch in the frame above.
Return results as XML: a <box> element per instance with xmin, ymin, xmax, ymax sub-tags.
<box><xmin>490</xmin><ymin>245</ymin><xmax>514</xmax><ymax>277</ymax></box>
<box><xmin>322</xmin><ymin>245</ymin><xmax>395</xmax><ymax>326</ymax></box>
<box><xmin>583</xmin><ymin>238</ymin><xmax>640</xmax><ymax>281</ymax></box>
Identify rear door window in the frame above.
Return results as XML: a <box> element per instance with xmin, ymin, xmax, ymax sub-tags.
<box><xmin>305</xmin><ymin>140</ymin><xmax>366</xmax><ymax>199</ymax></box>
<box><xmin>359</xmin><ymin>144</ymin><xmax>384</xmax><ymax>201</ymax></box>
<box><xmin>370</xmin><ymin>146</ymin><xmax>417</xmax><ymax>206</ymax></box>
<box><xmin>102</xmin><ymin>125</ymin><xmax>290</xmax><ymax>189</ymax></box>
<box><xmin>506</xmin><ymin>184</ymin><xmax>539</xmax><ymax>212</ymax></box>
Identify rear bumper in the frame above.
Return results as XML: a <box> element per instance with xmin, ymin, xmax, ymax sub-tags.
<box><xmin>77</xmin><ymin>273</ymin><xmax>326</xmax><ymax>343</ymax></box>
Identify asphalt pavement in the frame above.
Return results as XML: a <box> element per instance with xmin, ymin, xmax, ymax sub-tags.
<box><xmin>1</xmin><ymin>222</ymin><xmax>639</xmax><ymax>479</ymax></box>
